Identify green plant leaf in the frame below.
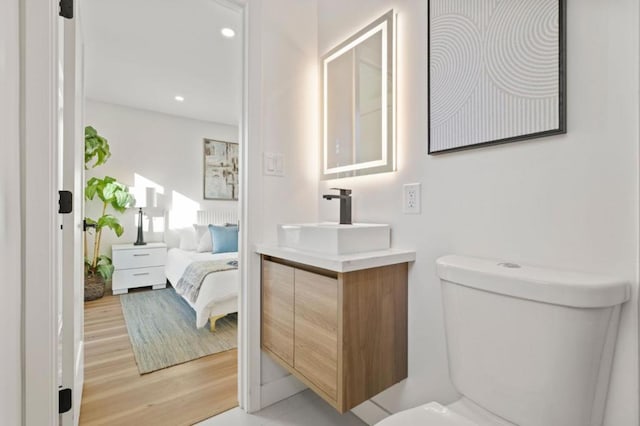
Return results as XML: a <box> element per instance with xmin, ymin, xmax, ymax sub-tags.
<box><xmin>85</xmin><ymin>254</ymin><xmax>115</xmax><ymax>279</ymax></box>
<box><xmin>85</xmin><ymin>176</ymin><xmax>107</xmax><ymax>201</ymax></box>
<box><xmin>114</xmin><ymin>191</ymin><xmax>135</xmax><ymax>211</ymax></box>
<box><xmin>85</xmin><ymin>126</ymin><xmax>98</xmax><ymax>137</ymax></box>
<box><xmin>97</xmin><ymin>214</ymin><xmax>124</xmax><ymax>237</ymax></box>
<box><xmin>102</xmin><ymin>182</ymin><xmax>118</xmax><ymax>201</ymax></box>
<box><xmin>85</xmin><ymin>183</ymin><xmax>98</xmax><ymax>200</ymax></box>
<box><xmin>113</xmin><ymin>223</ymin><xmax>124</xmax><ymax>237</ymax></box>
<box><xmin>86</xmin><ymin>177</ymin><xmax>100</xmax><ymax>187</ymax></box>
<box><xmin>97</xmin><ymin>263</ymin><xmax>114</xmax><ymax>280</ymax></box>
<box><xmin>97</xmin><ymin>181</ymin><xmax>133</xmax><ymax>213</ymax></box>
<box><xmin>84</xmin><ymin>126</ymin><xmax>111</xmax><ymax>169</ymax></box>
<box><xmin>96</xmin><ymin>149</ymin><xmax>105</xmax><ymax>167</ymax></box>
<box><xmin>85</xmin><ymin>176</ymin><xmax>127</xmax><ymax>204</ymax></box>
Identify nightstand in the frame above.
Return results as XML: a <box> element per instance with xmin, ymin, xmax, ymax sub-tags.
<box><xmin>112</xmin><ymin>242</ymin><xmax>167</xmax><ymax>295</ymax></box>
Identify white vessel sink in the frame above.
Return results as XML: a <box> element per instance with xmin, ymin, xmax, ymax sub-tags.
<box><xmin>277</xmin><ymin>223</ymin><xmax>390</xmax><ymax>255</ymax></box>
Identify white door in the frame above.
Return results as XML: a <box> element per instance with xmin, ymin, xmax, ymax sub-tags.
<box><xmin>59</xmin><ymin>3</ymin><xmax>84</xmax><ymax>425</ymax></box>
<box><xmin>20</xmin><ymin>0</ymin><xmax>83</xmax><ymax>423</ymax></box>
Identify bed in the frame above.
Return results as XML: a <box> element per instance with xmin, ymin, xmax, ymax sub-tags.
<box><xmin>164</xmin><ymin>210</ymin><xmax>239</xmax><ymax>331</ymax></box>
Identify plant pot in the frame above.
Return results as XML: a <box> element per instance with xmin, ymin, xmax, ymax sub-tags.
<box><xmin>85</xmin><ymin>274</ymin><xmax>105</xmax><ymax>301</ymax></box>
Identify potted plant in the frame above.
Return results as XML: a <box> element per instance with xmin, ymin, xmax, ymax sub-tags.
<box><xmin>84</xmin><ymin>127</ymin><xmax>135</xmax><ymax>300</ymax></box>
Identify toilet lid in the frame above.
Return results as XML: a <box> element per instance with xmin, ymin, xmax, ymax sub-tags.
<box><xmin>377</xmin><ymin>402</ymin><xmax>479</xmax><ymax>426</ymax></box>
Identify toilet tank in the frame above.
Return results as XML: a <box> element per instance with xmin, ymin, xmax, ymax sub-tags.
<box><xmin>437</xmin><ymin>255</ymin><xmax>630</xmax><ymax>426</ymax></box>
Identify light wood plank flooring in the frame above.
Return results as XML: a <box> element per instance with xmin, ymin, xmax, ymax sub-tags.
<box><xmin>80</xmin><ymin>294</ymin><xmax>238</xmax><ymax>426</ymax></box>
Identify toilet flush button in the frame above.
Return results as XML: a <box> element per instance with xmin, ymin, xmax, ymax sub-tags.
<box><xmin>498</xmin><ymin>262</ymin><xmax>521</xmax><ymax>269</ymax></box>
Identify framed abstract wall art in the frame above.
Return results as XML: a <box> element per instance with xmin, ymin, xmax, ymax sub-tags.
<box><xmin>203</xmin><ymin>139</ymin><xmax>239</xmax><ymax>200</ymax></box>
<box><xmin>428</xmin><ymin>0</ymin><xmax>566</xmax><ymax>154</ymax></box>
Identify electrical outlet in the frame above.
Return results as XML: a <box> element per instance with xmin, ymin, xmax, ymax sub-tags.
<box><xmin>403</xmin><ymin>183</ymin><xmax>421</xmax><ymax>214</ymax></box>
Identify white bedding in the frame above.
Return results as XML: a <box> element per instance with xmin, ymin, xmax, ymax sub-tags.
<box><xmin>165</xmin><ymin>248</ymin><xmax>239</xmax><ymax>328</ymax></box>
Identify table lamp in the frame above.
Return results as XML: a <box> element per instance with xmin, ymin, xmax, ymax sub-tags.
<box><xmin>132</xmin><ymin>187</ymin><xmax>156</xmax><ymax>246</ymax></box>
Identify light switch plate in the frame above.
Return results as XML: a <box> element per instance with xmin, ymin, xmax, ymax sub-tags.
<box><xmin>264</xmin><ymin>153</ymin><xmax>284</xmax><ymax>176</ymax></box>
<box><xmin>403</xmin><ymin>183</ymin><xmax>421</xmax><ymax>214</ymax></box>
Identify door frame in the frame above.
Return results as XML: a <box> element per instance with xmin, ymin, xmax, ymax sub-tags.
<box><xmin>203</xmin><ymin>0</ymin><xmax>261</xmax><ymax>413</ymax></box>
<box><xmin>213</xmin><ymin>0</ymin><xmax>261</xmax><ymax>414</ymax></box>
<box><xmin>21</xmin><ymin>0</ymin><xmax>262</xmax><ymax>422</ymax></box>
<box><xmin>221</xmin><ymin>0</ymin><xmax>263</xmax><ymax>414</ymax></box>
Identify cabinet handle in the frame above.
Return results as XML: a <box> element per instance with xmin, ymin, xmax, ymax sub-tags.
<box><xmin>133</xmin><ymin>272</ymin><xmax>150</xmax><ymax>276</ymax></box>
<box><xmin>133</xmin><ymin>253</ymin><xmax>150</xmax><ymax>257</ymax></box>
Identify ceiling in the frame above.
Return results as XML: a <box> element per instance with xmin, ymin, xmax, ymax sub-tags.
<box><xmin>82</xmin><ymin>0</ymin><xmax>242</xmax><ymax>125</ymax></box>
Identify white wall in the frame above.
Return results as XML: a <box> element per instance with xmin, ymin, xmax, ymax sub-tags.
<box><xmin>0</xmin><ymin>0</ymin><xmax>22</xmax><ymax>423</ymax></box>
<box><xmin>84</xmin><ymin>100</ymin><xmax>239</xmax><ymax>256</ymax></box>
<box><xmin>244</xmin><ymin>0</ymin><xmax>319</xmax><ymax>388</ymax></box>
<box><xmin>318</xmin><ymin>1</ymin><xmax>639</xmax><ymax>425</ymax></box>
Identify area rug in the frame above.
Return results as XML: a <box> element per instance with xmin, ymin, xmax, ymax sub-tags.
<box><xmin>120</xmin><ymin>288</ymin><xmax>237</xmax><ymax>374</ymax></box>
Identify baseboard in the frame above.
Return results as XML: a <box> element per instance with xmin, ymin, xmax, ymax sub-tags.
<box><xmin>260</xmin><ymin>374</ymin><xmax>307</xmax><ymax>409</ymax></box>
<box><xmin>351</xmin><ymin>400</ymin><xmax>391</xmax><ymax>425</ymax></box>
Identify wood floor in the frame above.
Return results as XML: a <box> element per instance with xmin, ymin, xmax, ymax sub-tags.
<box><xmin>80</xmin><ymin>295</ymin><xmax>238</xmax><ymax>426</ymax></box>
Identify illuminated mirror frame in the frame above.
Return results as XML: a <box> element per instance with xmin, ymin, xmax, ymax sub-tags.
<box><xmin>321</xmin><ymin>10</ymin><xmax>396</xmax><ymax>180</ymax></box>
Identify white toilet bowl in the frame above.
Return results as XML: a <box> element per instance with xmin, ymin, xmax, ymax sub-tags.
<box><xmin>377</xmin><ymin>255</ymin><xmax>630</xmax><ymax>426</ymax></box>
<box><xmin>377</xmin><ymin>398</ymin><xmax>514</xmax><ymax>426</ymax></box>
<box><xmin>376</xmin><ymin>401</ymin><xmax>476</xmax><ymax>426</ymax></box>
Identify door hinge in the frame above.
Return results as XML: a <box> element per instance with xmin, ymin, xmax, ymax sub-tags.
<box><xmin>58</xmin><ymin>190</ymin><xmax>73</xmax><ymax>214</ymax></box>
<box><xmin>59</xmin><ymin>387</ymin><xmax>72</xmax><ymax>414</ymax></box>
<box><xmin>59</xmin><ymin>0</ymin><xmax>73</xmax><ymax>19</ymax></box>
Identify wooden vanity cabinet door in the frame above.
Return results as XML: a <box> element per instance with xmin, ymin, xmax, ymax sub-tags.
<box><xmin>294</xmin><ymin>269</ymin><xmax>339</xmax><ymax>401</ymax></box>
<box><xmin>262</xmin><ymin>260</ymin><xmax>295</xmax><ymax>366</ymax></box>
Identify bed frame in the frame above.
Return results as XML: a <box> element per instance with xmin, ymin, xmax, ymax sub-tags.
<box><xmin>197</xmin><ymin>209</ymin><xmax>238</xmax><ymax>228</ymax></box>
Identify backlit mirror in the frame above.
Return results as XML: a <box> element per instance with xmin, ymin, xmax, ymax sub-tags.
<box><xmin>322</xmin><ymin>10</ymin><xmax>396</xmax><ymax>180</ymax></box>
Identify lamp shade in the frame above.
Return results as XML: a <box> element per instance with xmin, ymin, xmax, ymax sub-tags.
<box><xmin>130</xmin><ymin>187</ymin><xmax>157</xmax><ymax>209</ymax></box>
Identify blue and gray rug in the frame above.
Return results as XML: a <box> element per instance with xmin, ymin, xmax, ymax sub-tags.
<box><xmin>120</xmin><ymin>288</ymin><xmax>237</xmax><ymax>374</ymax></box>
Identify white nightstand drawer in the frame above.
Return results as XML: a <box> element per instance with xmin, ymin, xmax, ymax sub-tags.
<box><xmin>112</xmin><ymin>266</ymin><xmax>165</xmax><ymax>291</ymax></box>
<box><xmin>113</xmin><ymin>247</ymin><xmax>167</xmax><ymax>270</ymax></box>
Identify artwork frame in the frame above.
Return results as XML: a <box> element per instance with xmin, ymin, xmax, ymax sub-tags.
<box><xmin>428</xmin><ymin>0</ymin><xmax>567</xmax><ymax>155</ymax></box>
<box><xmin>203</xmin><ymin>139</ymin><xmax>239</xmax><ymax>200</ymax></box>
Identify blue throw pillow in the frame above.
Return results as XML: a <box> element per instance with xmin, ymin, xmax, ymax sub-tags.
<box><xmin>209</xmin><ymin>224</ymin><xmax>238</xmax><ymax>254</ymax></box>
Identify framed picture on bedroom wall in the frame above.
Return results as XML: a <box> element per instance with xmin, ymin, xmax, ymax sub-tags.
<box><xmin>203</xmin><ymin>139</ymin><xmax>239</xmax><ymax>200</ymax></box>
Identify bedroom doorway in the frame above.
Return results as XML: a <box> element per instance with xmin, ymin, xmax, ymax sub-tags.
<box><xmin>79</xmin><ymin>0</ymin><xmax>246</xmax><ymax>424</ymax></box>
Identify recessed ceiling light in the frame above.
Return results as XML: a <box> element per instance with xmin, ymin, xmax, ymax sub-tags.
<box><xmin>221</xmin><ymin>28</ymin><xmax>235</xmax><ymax>38</ymax></box>
<box><xmin>174</xmin><ymin>95</ymin><xmax>185</xmax><ymax>102</ymax></box>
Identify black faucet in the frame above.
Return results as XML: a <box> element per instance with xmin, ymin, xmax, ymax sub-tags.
<box><xmin>322</xmin><ymin>188</ymin><xmax>352</xmax><ymax>225</ymax></box>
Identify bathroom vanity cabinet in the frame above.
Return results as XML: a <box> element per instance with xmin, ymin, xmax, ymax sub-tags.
<box><xmin>260</xmin><ymin>254</ymin><xmax>409</xmax><ymax>413</ymax></box>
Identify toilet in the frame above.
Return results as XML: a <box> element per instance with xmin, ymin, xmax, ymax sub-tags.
<box><xmin>379</xmin><ymin>255</ymin><xmax>631</xmax><ymax>426</ymax></box>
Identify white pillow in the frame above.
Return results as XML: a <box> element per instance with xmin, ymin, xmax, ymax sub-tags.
<box><xmin>194</xmin><ymin>224</ymin><xmax>213</xmax><ymax>253</ymax></box>
<box><xmin>164</xmin><ymin>228</ymin><xmax>181</xmax><ymax>249</ymax></box>
<box><xmin>178</xmin><ymin>227</ymin><xmax>198</xmax><ymax>251</ymax></box>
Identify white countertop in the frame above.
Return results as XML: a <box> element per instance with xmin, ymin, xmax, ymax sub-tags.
<box><xmin>255</xmin><ymin>244</ymin><xmax>416</xmax><ymax>273</ymax></box>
